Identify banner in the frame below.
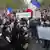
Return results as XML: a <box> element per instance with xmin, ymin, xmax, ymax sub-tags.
<box><xmin>37</xmin><ymin>26</ymin><xmax>50</xmax><ymax>40</ymax></box>
<box><xmin>24</xmin><ymin>9</ymin><xmax>33</xmax><ymax>17</ymax></box>
<box><xmin>16</xmin><ymin>12</ymin><xmax>31</xmax><ymax>19</ymax></box>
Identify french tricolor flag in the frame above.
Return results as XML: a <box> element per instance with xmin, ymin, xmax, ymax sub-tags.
<box><xmin>24</xmin><ymin>0</ymin><xmax>41</xmax><ymax>18</ymax></box>
<box><xmin>7</xmin><ymin>7</ymin><xmax>12</xmax><ymax>16</ymax></box>
<box><xmin>7</xmin><ymin>10</ymin><xmax>11</xmax><ymax>16</ymax></box>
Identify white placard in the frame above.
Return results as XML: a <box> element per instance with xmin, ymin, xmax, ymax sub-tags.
<box><xmin>16</xmin><ymin>12</ymin><xmax>31</xmax><ymax>19</ymax></box>
<box><xmin>35</xmin><ymin>10</ymin><xmax>41</xmax><ymax>19</ymax></box>
<box><xmin>37</xmin><ymin>26</ymin><xmax>50</xmax><ymax>40</ymax></box>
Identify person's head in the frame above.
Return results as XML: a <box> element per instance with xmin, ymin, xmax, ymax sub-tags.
<box><xmin>20</xmin><ymin>18</ymin><xmax>27</xmax><ymax>24</ymax></box>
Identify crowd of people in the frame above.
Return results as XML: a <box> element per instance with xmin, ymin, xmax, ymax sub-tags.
<box><xmin>40</xmin><ymin>7</ymin><xmax>50</xmax><ymax>49</ymax></box>
<box><xmin>0</xmin><ymin>9</ymin><xmax>29</xmax><ymax>50</ymax></box>
<box><xmin>0</xmin><ymin>6</ymin><xmax>50</xmax><ymax>50</ymax></box>
<box><xmin>29</xmin><ymin>6</ymin><xmax>50</xmax><ymax>50</ymax></box>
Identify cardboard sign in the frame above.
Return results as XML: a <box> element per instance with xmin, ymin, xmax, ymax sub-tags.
<box><xmin>16</xmin><ymin>12</ymin><xmax>31</xmax><ymax>19</ymax></box>
<box><xmin>37</xmin><ymin>26</ymin><xmax>50</xmax><ymax>40</ymax></box>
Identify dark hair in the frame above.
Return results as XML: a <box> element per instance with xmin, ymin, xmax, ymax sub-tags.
<box><xmin>13</xmin><ymin>11</ymin><xmax>16</xmax><ymax>14</ymax></box>
<box><xmin>21</xmin><ymin>18</ymin><xmax>27</xmax><ymax>24</ymax></box>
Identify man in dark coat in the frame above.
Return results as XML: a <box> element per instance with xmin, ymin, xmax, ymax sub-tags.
<box><xmin>11</xmin><ymin>20</ymin><xmax>24</xmax><ymax>50</ymax></box>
